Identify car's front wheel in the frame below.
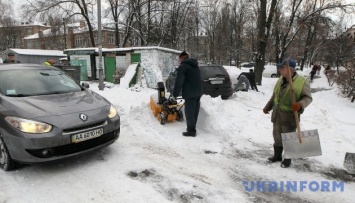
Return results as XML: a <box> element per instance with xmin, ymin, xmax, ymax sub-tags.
<box><xmin>271</xmin><ymin>74</ymin><xmax>277</xmax><ymax>78</ymax></box>
<box><xmin>0</xmin><ymin>137</ymin><xmax>17</xmax><ymax>171</ymax></box>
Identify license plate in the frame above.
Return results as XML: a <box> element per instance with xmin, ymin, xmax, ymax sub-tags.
<box><xmin>71</xmin><ymin>128</ymin><xmax>104</xmax><ymax>143</ymax></box>
<box><xmin>211</xmin><ymin>80</ymin><xmax>223</xmax><ymax>84</ymax></box>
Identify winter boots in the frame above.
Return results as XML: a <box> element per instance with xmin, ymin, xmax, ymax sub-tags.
<box><xmin>281</xmin><ymin>159</ymin><xmax>291</xmax><ymax>168</ymax></box>
<box><xmin>182</xmin><ymin>131</ymin><xmax>196</xmax><ymax>137</ymax></box>
<box><xmin>268</xmin><ymin>145</ymin><xmax>292</xmax><ymax>168</ymax></box>
<box><xmin>268</xmin><ymin>145</ymin><xmax>283</xmax><ymax>162</ymax></box>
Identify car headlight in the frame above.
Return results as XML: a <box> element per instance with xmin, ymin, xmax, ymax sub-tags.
<box><xmin>5</xmin><ymin>117</ymin><xmax>52</xmax><ymax>133</ymax></box>
<box><xmin>108</xmin><ymin>105</ymin><xmax>118</xmax><ymax>119</ymax></box>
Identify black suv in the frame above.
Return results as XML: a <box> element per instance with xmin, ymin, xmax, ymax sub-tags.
<box><xmin>200</xmin><ymin>65</ymin><xmax>233</xmax><ymax>100</ymax></box>
<box><xmin>166</xmin><ymin>65</ymin><xmax>233</xmax><ymax>100</ymax></box>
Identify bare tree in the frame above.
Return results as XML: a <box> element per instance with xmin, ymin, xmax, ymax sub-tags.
<box><xmin>221</xmin><ymin>1</ymin><xmax>249</xmax><ymax>66</ymax></box>
<box><xmin>22</xmin><ymin>0</ymin><xmax>97</xmax><ymax>47</ymax></box>
<box><xmin>242</xmin><ymin>4</ymin><xmax>258</xmax><ymax>64</ymax></box>
<box><xmin>6</xmin><ymin>0</ymin><xmax>353</xmax><ymax>69</ymax></box>
<box><xmin>255</xmin><ymin>0</ymin><xmax>278</xmax><ymax>85</ymax></box>
<box><xmin>120</xmin><ymin>0</ymin><xmax>172</xmax><ymax>47</ymax></box>
<box><xmin>322</xmin><ymin>33</ymin><xmax>353</xmax><ymax>71</ymax></box>
<box><xmin>197</xmin><ymin>1</ymin><xmax>220</xmax><ymax>63</ymax></box>
<box><xmin>0</xmin><ymin>0</ymin><xmax>13</xmax><ymax>23</ymax></box>
<box><xmin>0</xmin><ymin>18</ymin><xmax>21</xmax><ymax>50</ymax></box>
<box><xmin>298</xmin><ymin>0</ymin><xmax>342</xmax><ymax>70</ymax></box>
<box><xmin>273</xmin><ymin>0</ymin><xmax>355</xmax><ymax>71</ymax></box>
<box><xmin>216</xmin><ymin>2</ymin><xmax>247</xmax><ymax>65</ymax></box>
<box><xmin>272</xmin><ymin>0</ymin><xmax>303</xmax><ymax>66</ymax></box>
<box><xmin>0</xmin><ymin>0</ymin><xmax>20</xmax><ymax>50</ymax></box>
<box><xmin>104</xmin><ymin>0</ymin><xmax>129</xmax><ymax>47</ymax></box>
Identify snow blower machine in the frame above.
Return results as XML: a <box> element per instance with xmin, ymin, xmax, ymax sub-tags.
<box><xmin>150</xmin><ymin>82</ymin><xmax>184</xmax><ymax>125</ymax></box>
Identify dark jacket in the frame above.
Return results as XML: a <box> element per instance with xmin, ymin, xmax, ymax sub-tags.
<box><xmin>311</xmin><ymin>65</ymin><xmax>319</xmax><ymax>72</ymax></box>
<box><xmin>173</xmin><ymin>58</ymin><xmax>202</xmax><ymax>99</ymax></box>
<box><xmin>247</xmin><ymin>72</ymin><xmax>256</xmax><ymax>83</ymax></box>
<box><xmin>237</xmin><ymin>72</ymin><xmax>255</xmax><ymax>82</ymax></box>
<box><xmin>4</xmin><ymin>59</ymin><xmax>20</xmax><ymax>63</ymax></box>
<box><xmin>237</xmin><ymin>72</ymin><xmax>248</xmax><ymax>80</ymax></box>
<box><xmin>238</xmin><ymin>72</ymin><xmax>256</xmax><ymax>84</ymax></box>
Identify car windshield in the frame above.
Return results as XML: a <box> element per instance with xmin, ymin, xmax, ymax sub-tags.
<box><xmin>0</xmin><ymin>69</ymin><xmax>82</xmax><ymax>96</ymax></box>
<box><xmin>200</xmin><ymin>66</ymin><xmax>226</xmax><ymax>78</ymax></box>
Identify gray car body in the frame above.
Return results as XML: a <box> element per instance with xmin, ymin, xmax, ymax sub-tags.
<box><xmin>0</xmin><ymin>64</ymin><xmax>120</xmax><ymax>163</ymax></box>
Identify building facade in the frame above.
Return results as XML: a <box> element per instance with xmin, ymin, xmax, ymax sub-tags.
<box><xmin>0</xmin><ymin>23</ymin><xmax>50</xmax><ymax>51</ymax></box>
<box><xmin>23</xmin><ymin>21</ymin><xmax>119</xmax><ymax>50</ymax></box>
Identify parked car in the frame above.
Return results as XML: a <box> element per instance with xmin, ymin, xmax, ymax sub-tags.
<box><xmin>241</xmin><ymin>62</ymin><xmax>255</xmax><ymax>68</ymax></box>
<box><xmin>165</xmin><ymin>65</ymin><xmax>233</xmax><ymax>99</ymax></box>
<box><xmin>200</xmin><ymin>65</ymin><xmax>233</xmax><ymax>100</ymax></box>
<box><xmin>0</xmin><ymin>64</ymin><xmax>120</xmax><ymax>171</ymax></box>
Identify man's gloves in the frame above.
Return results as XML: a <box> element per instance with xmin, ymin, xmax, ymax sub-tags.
<box><xmin>169</xmin><ymin>96</ymin><xmax>176</xmax><ymax>102</ymax></box>
<box><xmin>263</xmin><ymin>108</ymin><xmax>269</xmax><ymax>114</ymax></box>
<box><xmin>292</xmin><ymin>102</ymin><xmax>301</xmax><ymax>112</ymax></box>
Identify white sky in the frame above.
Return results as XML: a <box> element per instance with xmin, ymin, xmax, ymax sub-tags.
<box><xmin>1</xmin><ymin>65</ymin><xmax>355</xmax><ymax>202</ymax></box>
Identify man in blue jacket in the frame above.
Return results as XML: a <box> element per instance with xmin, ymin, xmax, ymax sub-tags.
<box><xmin>172</xmin><ymin>51</ymin><xmax>202</xmax><ymax>137</ymax></box>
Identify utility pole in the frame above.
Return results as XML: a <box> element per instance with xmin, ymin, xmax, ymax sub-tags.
<box><xmin>63</xmin><ymin>18</ymin><xmax>67</xmax><ymax>49</ymax></box>
<box><xmin>98</xmin><ymin>0</ymin><xmax>104</xmax><ymax>90</ymax></box>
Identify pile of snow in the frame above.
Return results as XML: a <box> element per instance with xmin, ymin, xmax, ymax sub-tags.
<box><xmin>120</xmin><ymin>63</ymin><xmax>139</xmax><ymax>89</ymax></box>
<box><xmin>1</xmin><ymin>67</ymin><xmax>355</xmax><ymax>202</ymax></box>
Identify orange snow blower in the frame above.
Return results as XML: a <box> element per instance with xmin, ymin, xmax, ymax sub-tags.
<box><xmin>150</xmin><ymin>82</ymin><xmax>184</xmax><ymax>125</ymax></box>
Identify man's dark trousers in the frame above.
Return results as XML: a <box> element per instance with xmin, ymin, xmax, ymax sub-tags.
<box><xmin>184</xmin><ymin>97</ymin><xmax>201</xmax><ymax>132</ymax></box>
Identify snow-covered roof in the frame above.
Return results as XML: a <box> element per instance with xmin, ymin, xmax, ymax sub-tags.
<box><xmin>64</xmin><ymin>46</ymin><xmax>182</xmax><ymax>54</ymax></box>
<box><xmin>8</xmin><ymin>48</ymin><xmax>66</xmax><ymax>56</ymax></box>
<box><xmin>18</xmin><ymin>23</ymin><xmax>48</xmax><ymax>27</ymax></box>
<box><xmin>23</xmin><ymin>23</ymin><xmax>114</xmax><ymax>40</ymax></box>
<box><xmin>24</xmin><ymin>28</ymin><xmax>62</xmax><ymax>40</ymax></box>
<box><xmin>110</xmin><ymin>46</ymin><xmax>182</xmax><ymax>54</ymax></box>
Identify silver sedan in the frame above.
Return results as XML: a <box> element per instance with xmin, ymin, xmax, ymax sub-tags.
<box><xmin>0</xmin><ymin>64</ymin><xmax>120</xmax><ymax>171</ymax></box>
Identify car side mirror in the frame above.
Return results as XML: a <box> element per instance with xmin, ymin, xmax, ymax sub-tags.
<box><xmin>81</xmin><ymin>82</ymin><xmax>90</xmax><ymax>88</ymax></box>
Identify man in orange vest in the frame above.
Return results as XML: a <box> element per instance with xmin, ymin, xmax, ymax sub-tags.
<box><xmin>263</xmin><ymin>59</ymin><xmax>312</xmax><ymax>168</ymax></box>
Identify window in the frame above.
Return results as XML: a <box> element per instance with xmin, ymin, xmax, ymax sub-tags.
<box><xmin>27</xmin><ymin>41</ymin><xmax>33</xmax><ymax>49</ymax></box>
<box><xmin>107</xmin><ymin>34</ymin><xmax>115</xmax><ymax>44</ymax></box>
<box><xmin>75</xmin><ymin>36</ymin><xmax>88</xmax><ymax>47</ymax></box>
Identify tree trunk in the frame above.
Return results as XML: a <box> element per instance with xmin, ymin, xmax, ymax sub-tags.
<box><xmin>255</xmin><ymin>0</ymin><xmax>277</xmax><ymax>85</ymax></box>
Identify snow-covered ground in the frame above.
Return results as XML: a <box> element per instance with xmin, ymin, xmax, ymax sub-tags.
<box><xmin>1</xmin><ymin>67</ymin><xmax>355</xmax><ymax>203</ymax></box>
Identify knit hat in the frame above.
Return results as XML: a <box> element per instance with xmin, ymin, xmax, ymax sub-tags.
<box><xmin>179</xmin><ymin>51</ymin><xmax>189</xmax><ymax>58</ymax></box>
<box><xmin>277</xmin><ymin>59</ymin><xmax>296</xmax><ymax>68</ymax></box>
<box><xmin>7</xmin><ymin>52</ymin><xmax>15</xmax><ymax>56</ymax></box>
